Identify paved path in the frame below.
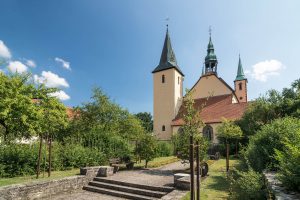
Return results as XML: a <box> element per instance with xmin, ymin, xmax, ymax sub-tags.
<box><xmin>48</xmin><ymin>190</ymin><xmax>125</xmax><ymax>200</ymax></box>
<box><xmin>50</xmin><ymin>161</ymin><xmax>189</xmax><ymax>200</ymax></box>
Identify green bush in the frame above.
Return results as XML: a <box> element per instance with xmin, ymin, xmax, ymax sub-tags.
<box><xmin>157</xmin><ymin>141</ymin><xmax>173</xmax><ymax>157</ymax></box>
<box><xmin>275</xmin><ymin>130</ymin><xmax>300</xmax><ymax>192</ymax></box>
<box><xmin>0</xmin><ymin>143</ymin><xmax>39</xmax><ymax>177</ymax></box>
<box><xmin>0</xmin><ymin>142</ymin><xmax>106</xmax><ymax>178</ymax></box>
<box><xmin>242</xmin><ymin>117</ymin><xmax>300</xmax><ymax>172</ymax></box>
<box><xmin>229</xmin><ymin>169</ymin><xmax>265</xmax><ymax>200</ymax></box>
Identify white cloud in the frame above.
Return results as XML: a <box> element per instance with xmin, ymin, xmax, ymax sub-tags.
<box><xmin>247</xmin><ymin>60</ymin><xmax>285</xmax><ymax>82</ymax></box>
<box><xmin>34</xmin><ymin>71</ymin><xmax>69</xmax><ymax>88</ymax></box>
<box><xmin>49</xmin><ymin>90</ymin><xmax>70</xmax><ymax>101</ymax></box>
<box><xmin>26</xmin><ymin>59</ymin><xmax>36</xmax><ymax>67</ymax></box>
<box><xmin>0</xmin><ymin>40</ymin><xmax>11</xmax><ymax>59</ymax></box>
<box><xmin>7</xmin><ymin>61</ymin><xmax>28</xmax><ymax>73</ymax></box>
<box><xmin>55</xmin><ymin>57</ymin><xmax>71</xmax><ymax>70</ymax></box>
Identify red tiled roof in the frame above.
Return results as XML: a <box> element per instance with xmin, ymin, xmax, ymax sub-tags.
<box><xmin>171</xmin><ymin>94</ymin><xmax>248</xmax><ymax>126</ymax></box>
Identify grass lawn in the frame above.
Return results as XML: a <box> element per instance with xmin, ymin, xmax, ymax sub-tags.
<box><xmin>135</xmin><ymin>156</ymin><xmax>179</xmax><ymax>168</ymax></box>
<box><xmin>0</xmin><ymin>168</ymin><xmax>79</xmax><ymax>187</ymax></box>
<box><xmin>182</xmin><ymin>158</ymin><xmax>241</xmax><ymax>200</ymax></box>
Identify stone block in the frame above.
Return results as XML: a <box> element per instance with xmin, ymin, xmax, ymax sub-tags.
<box><xmin>97</xmin><ymin>166</ymin><xmax>114</xmax><ymax>177</ymax></box>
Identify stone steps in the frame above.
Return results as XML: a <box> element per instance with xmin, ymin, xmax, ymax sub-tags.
<box><xmin>83</xmin><ymin>177</ymin><xmax>174</xmax><ymax>200</ymax></box>
<box><xmin>83</xmin><ymin>185</ymin><xmax>159</xmax><ymax>200</ymax></box>
<box><xmin>94</xmin><ymin>177</ymin><xmax>174</xmax><ymax>192</ymax></box>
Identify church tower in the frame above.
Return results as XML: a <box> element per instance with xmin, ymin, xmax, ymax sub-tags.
<box><xmin>152</xmin><ymin>28</ymin><xmax>184</xmax><ymax>140</ymax></box>
<box><xmin>234</xmin><ymin>55</ymin><xmax>248</xmax><ymax>102</ymax></box>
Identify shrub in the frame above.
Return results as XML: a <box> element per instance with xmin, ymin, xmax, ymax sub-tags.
<box><xmin>275</xmin><ymin>131</ymin><xmax>300</xmax><ymax>192</ymax></box>
<box><xmin>0</xmin><ymin>142</ymin><xmax>106</xmax><ymax>177</ymax></box>
<box><xmin>229</xmin><ymin>169</ymin><xmax>265</xmax><ymax>200</ymax></box>
<box><xmin>0</xmin><ymin>143</ymin><xmax>39</xmax><ymax>177</ymax></box>
<box><xmin>242</xmin><ymin>117</ymin><xmax>300</xmax><ymax>172</ymax></box>
<box><xmin>136</xmin><ymin>134</ymin><xmax>158</xmax><ymax>168</ymax></box>
<box><xmin>157</xmin><ymin>141</ymin><xmax>173</xmax><ymax>157</ymax></box>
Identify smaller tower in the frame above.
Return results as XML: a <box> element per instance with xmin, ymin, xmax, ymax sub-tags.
<box><xmin>204</xmin><ymin>29</ymin><xmax>218</xmax><ymax>75</ymax></box>
<box><xmin>234</xmin><ymin>55</ymin><xmax>247</xmax><ymax>102</ymax></box>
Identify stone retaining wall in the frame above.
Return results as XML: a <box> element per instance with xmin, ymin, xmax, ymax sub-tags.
<box><xmin>0</xmin><ymin>175</ymin><xmax>92</xmax><ymax>200</ymax></box>
<box><xmin>0</xmin><ymin>166</ymin><xmax>113</xmax><ymax>200</ymax></box>
<box><xmin>264</xmin><ymin>171</ymin><xmax>300</xmax><ymax>200</ymax></box>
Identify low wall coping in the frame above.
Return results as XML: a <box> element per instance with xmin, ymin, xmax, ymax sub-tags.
<box><xmin>263</xmin><ymin>171</ymin><xmax>300</xmax><ymax>200</ymax></box>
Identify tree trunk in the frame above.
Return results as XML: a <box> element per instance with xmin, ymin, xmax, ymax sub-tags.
<box><xmin>235</xmin><ymin>140</ymin><xmax>238</xmax><ymax>157</ymax></box>
<box><xmin>196</xmin><ymin>141</ymin><xmax>200</xmax><ymax>200</ymax></box>
<box><xmin>145</xmin><ymin>160</ymin><xmax>148</xmax><ymax>168</ymax></box>
<box><xmin>48</xmin><ymin>136</ymin><xmax>52</xmax><ymax>177</ymax></box>
<box><xmin>226</xmin><ymin>143</ymin><xmax>229</xmax><ymax>172</ymax></box>
<box><xmin>43</xmin><ymin>135</ymin><xmax>48</xmax><ymax>178</ymax></box>
<box><xmin>190</xmin><ymin>135</ymin><xmax>195</xmax><ymax>200</ymax></box>
<box><xmin>36</xmin><ymin>136</ymin><xmax>43</xmax><ymax>179</ymax></box>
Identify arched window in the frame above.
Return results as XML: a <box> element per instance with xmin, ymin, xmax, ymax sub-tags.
<box><xmin>239</xmin><ymin>82</ymin><xmax>242</xmax><ymax>90</ymax></box>
<box><xmin>162</xmin><ymin>125</ymin><xmax>165</xmax><ymax>131</ymax></box>
<box><xmin>178</xmin><ymin>127</ymin><xmax>184</xmax><ymax>135</ymax></box>
<box><xmin>202</xmin><ymin>125</ymin><xmax>213</xmax><ymax>141</ymax></box>
<box><xmin>162</xmin><ymin>75</ymin><xmax>165</xmax><ymax>83</ymax></box>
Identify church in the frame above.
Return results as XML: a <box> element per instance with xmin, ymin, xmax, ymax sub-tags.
<box><xmin>152</xmin><ymin>28</ymin><xmax>248</xmax><ymax>141</ymax></box>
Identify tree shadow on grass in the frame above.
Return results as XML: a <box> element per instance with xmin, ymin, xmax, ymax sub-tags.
<box><xmin>205</xmin><ymin>174</ymin><xmax>230</xmax><ymax>192</ymax></box>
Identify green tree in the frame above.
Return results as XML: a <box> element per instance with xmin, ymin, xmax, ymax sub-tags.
<box><xmin>242</xmin><ymin>117</ymin><xmax>300</xmax><ymax>172</ymax></box>
<box><xmin>32</xmin><ymin>84</ymin><xmax>68</xmax><ymax>178</ymax></box>
<box><xmin>0</xmin><ymin>73</ymin><xmax>40</xmax><ymax>142</ymax></box>
<box><xmin>136</xmin><ymin>134</ymin><xmax>157</xmax><ymax>168</ymax></box>
<box><xmin>134</xmin><ymin>112</ymin><xmax>153</xmax><ymax>133</ymax></box>
<box><xmin>174</xmin><ymin>89</ymin><xmax>208</xmax><ymax>162</ymax></box>
<box><xmin>39</xmin><ymin>94</ymin><xmax>68</xmax><ymax>177</ymax></box>
<box><xmin>274</xmin><ymin>132</ymin><xmax>300</xmax><ymax>191</ymax></box>
<box><xmin>63</xmin><ymin>88</ymin><xmax>145</xmax><ymax>161</ymax></box>
<box><xmin>217</xmin><ymin>119</ymin><xmax>243</xmax><ymax>172</ymax></box>
<box><xmin>238</xmin><ymin>79</ymin><xmax>300</xmax><ymax>143</ymax></box>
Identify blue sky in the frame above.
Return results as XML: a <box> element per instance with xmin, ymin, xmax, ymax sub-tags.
<box><xmin>0</xmin><ymin>0</ymin><xmax>299</xmax><ymax>113</ymax></box>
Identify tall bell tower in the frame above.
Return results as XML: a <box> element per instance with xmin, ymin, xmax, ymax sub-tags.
<box><xmin>152</xmin><ymin>27</ymin><xmax>184</xmax><ymax>140</ymax></box>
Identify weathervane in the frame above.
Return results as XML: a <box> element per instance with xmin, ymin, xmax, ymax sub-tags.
<box><xmin>209</xmin><ymin>26</ymin><xmax>212</xmax><ymax>37</ymax></box>
<box><xmin>166</xmin><ymin>17</ymin><xmax>169</xmax><ymax>28</ymax></box>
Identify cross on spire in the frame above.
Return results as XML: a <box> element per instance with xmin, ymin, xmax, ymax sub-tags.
<box><xmin>209</xmin><ymin>26</ymin><xmax>212</xmax><ymax>37</ymax></box>
<box><xmin>165</xmin><ymin>17</ymin><xmax>169</xmax><ymax>29</ymax></box>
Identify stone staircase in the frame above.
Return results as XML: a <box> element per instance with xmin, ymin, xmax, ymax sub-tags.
<box><xmin>83</xmin><ymin>177</ymin><xmax>174</xmax><ymax>200</ymax></box>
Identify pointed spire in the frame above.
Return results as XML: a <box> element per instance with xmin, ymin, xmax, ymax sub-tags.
<box><xmin>204</xmin><ymin>27</ymin><xmax>218</xmax><ymax>74</ymax></box>
<box><xmin>152</xmin><ymin>27</ymin><xmax>184</xmax><ymax>76</ymax></box>
<box><xmin>235</xmin><ymin>55</ymin><xmax>246</xmax><ymax>81</ymax></box>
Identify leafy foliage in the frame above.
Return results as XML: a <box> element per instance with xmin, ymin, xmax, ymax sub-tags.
<box><xmin>174</xmin><ymin>89</ymin><xmax>208</xmax><ymax>162</ymax></box>
<box><xmin>238</xmin><ymin>79</ymin><xmax>300</xmax><ymax>142</ymax></box>
<box><xmin>134</xmin><ymin>112</ymin><xmax>153</xmax><ymax>133</ymax></box>
<box><xmin>217</xmin><ymin>119</ymin><xmax>243</xmax><ymax>142</ymax></box>
<box><xmin>0</xmin><ymin>73</ymin><xmax>40</xmax><ymax>141</ymax></box>
<box><xmin>229</xmin><ymin>169</ymin><xmax>265</xmax><ymax>200</ymax></box>
<box><xmin>274</xmin><ymin>130</ymin><xmax>300</xmax><ymax>191</ymax></box>
<box><xmin>0</xmin><ymin>143</ymin><xmax>106</xmax><ymax>177</ymax></box>
<box><xmin>242</xmin><ymin>117</ymin><xmax>300</xmax><ymax>172</ymax></box>
<box><xmin>135</xmin><ymin>134</ymin><xmax>158</xmax><ymax>167</ymax></box>
<box><xmin>156</xmin><ymin>141</ymin><xmax>173</xmax><ymax>157</ymax></box>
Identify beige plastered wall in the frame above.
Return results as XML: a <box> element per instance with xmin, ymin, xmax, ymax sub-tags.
<box><xmin>172</xmin><ymin>122</ymin><xmax>221</xmax><ymax>143</ymax></box>
<box><xmin>153</xmin><ymin>68</ymin><xmax>183</xmax><ymax>140</ymax></box>
<box><xmin>191</xmin><ymin>74</ymin><xmax>232</xmax><ymax>99</ymax></box>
